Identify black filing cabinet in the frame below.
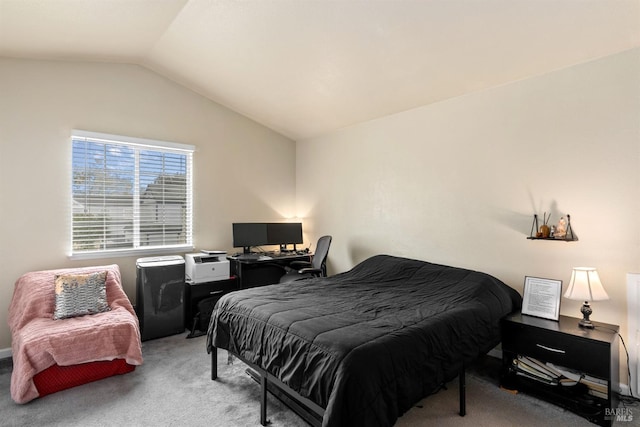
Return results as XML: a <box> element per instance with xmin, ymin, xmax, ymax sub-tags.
<box><xmin>185</xmin><ymin>277</ymin><xmax>238</xmax><ymax>336</ymax></box>
<box><xmin>501</xmin><ymin>313</ymin><xmax>619</xmax><ymax>426</ymax></box>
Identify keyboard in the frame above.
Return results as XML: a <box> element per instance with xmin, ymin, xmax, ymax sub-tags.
<box><xmin>234</xmin><ymin>252</ymin><xmax>306</xmax><ymax>261</ymax></box>
<box><xmin>237</xmin><ymin>254</ymin><xmax>261</xmax><ymax>260</ymax></box>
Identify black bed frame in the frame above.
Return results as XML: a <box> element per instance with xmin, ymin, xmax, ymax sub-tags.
<box><xmin>211</xmin><ymin>346</ymin><xmax>466</xmax><ymax>426</ymax></box>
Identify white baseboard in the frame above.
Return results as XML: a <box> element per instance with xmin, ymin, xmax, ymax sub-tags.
<box><xmin>619</xmin><ymin>383</ymin><xmax>631</xmax><ymax>397</ymax></box>
<box><xmin>0</xmin><ymin>347</ymin><xmax>12</xmax><ymax>360</ymax></box>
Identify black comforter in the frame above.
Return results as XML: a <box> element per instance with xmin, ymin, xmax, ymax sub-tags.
<box><xmin>207</xmin><ymin>255</ymin><xmax>521</xmax><ymax>427</ymax></box>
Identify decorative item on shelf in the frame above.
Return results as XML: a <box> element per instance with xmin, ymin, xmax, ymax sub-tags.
<box><xmin>555</xmin><ymin>216</ymin><xmax>567</xmax><ymax>238</ymax></box>
<box><xmin>527</xmin><ymin>213</ymin><xmax>576</xmax><ymax>241</ymax></box>
<box><xmin>540</xmin><ymin>212</ymin><xmax>551</xmax><ymax>238</ymax></box>
<box><xmin>563</xmin><ymin>267</ymin><xmax>609</xmax><ymax>329</ymax></box>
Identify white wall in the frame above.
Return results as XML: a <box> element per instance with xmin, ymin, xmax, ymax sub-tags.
<box><xmin>297</xmin><ymin>49</ymin><xmax>640</xmax><ymax>383</ymax></box>
<box><xmin>0</xmin><ymin>58</ymin><xmax>296</xmax><ymax>350</ymax></box>
<box><xmin>1</xmin><ymin>48</ymin><xmax>638</xmax><ymax>385</ymax></box>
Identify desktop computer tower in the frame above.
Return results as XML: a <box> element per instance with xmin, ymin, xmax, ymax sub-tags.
<box><xmin>136</xmin><ymin>256</ymin><xmax>185</xmax><ymax>341</ymax></box>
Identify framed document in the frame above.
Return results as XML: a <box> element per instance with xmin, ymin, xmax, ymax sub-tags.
<box><xmin>521</xmin><ymin>276</ymin><xmax>562</xmax><ymax>321</ymax></box>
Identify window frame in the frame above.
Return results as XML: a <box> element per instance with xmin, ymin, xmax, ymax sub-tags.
<box><xmin>69</xmin><ymin>130</ymin><xmax>194</xmax><ymax>259</ymax></box>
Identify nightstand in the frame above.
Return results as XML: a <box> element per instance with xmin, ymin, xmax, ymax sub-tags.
<box><xmin>501</xmin><ymin>312</ymin><xmax>619</xmax><ymax>427</ymax></box>
<box><xmin>184</xmin><ymin>277</ymin><xmax>238</xmax><ymax>337</ymax></box>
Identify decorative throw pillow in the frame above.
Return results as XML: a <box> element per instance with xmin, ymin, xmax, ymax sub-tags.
<box><xmin>53</xmin><ymin>271</ymin><xmax>111</xmax><ymax>320</ymax></box>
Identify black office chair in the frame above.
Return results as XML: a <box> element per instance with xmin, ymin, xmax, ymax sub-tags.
<box><xmin>279</xmin><ymin>235</ymin><xmax>332</xmax><ymax>283</ymax></box>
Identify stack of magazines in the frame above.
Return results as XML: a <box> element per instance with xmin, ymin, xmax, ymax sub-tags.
<box><xmin>511</xmin><ymin>355</ymin><xmax>608</xmax><ymax>399</ymax></box>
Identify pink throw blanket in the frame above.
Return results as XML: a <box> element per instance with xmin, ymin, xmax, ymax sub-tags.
<box><xmin>8</xmin><ymin>264</ymin><xmax>143</xmax><ymax>403</ymax></box>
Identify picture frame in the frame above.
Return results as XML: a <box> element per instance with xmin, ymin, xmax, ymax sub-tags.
<box><xmin>521</xmin><ymin>276</ymin><xmax>562</xmax><ymax>321</ymax></box>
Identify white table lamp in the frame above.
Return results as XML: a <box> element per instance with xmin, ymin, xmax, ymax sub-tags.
<box><xmin>563</xmin><ymin>267</ymin><xmax>609</xmax><ymax>329</ymax></box>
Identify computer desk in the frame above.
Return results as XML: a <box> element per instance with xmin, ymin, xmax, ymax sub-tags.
<box><xmin>228</xmin><ymin>252</ymin><xmax>313</xmax><ymax>289</ymax></box>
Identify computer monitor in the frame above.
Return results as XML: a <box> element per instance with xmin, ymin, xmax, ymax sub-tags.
<box><xmin>232</xmin><ymin>223</ymin><xmax>269</xmax><ymax>253</ymax></box>
<box><xmin>267</xmin><ymin>223</ymin><xmax>303</xmax><ymax>251</ymax></box>
<box><xmin>232</xmin><ymin>222</ymin><xmax>303</xmax><ymax>253</ymax></box>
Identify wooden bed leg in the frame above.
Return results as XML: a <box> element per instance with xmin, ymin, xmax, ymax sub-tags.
<box><xmin>211</xmin><ymin>347</ymin><xmax>217</xmax><ymax>380</ymax></box>
<box><xmin>459</xmin><ymin>365</ymin><xmax>466</xmax><ymax>416</ymax></box>
<box><xmin>260</xmin><ymin>372</ymin><xmax>269</xmax><ymax>425</ymax></box>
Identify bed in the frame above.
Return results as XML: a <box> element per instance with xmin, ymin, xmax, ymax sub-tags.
<box><xmin>207</xmin><ymin>254</ymin><xmax>521</xmax><ymax>426</ymax></box>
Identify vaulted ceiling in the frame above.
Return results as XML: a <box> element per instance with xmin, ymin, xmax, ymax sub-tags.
<box><xmin>1</xmin><ymin>0</ymin><xmax>638</xmax><ymax>140</ymax></box>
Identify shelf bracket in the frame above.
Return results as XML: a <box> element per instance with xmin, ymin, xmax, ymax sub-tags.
<box><xmin>529</xmin><ymin>214</ymin><xmax>539</xmax><ymax>238</ymax></box>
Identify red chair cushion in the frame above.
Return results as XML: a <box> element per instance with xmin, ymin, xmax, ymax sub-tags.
<box><xmin>33</xmin><ymin>359</ymin><xmax>135</xmax><ymax>398</ymax></box>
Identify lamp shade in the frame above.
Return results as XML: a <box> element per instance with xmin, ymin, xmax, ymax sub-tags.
<box><xmin>563</xmin><ymin>267</ymin><xmax>609</xmax><ymax>302</ymax></box>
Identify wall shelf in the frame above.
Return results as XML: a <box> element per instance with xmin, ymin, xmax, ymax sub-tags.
<box><xmin>526</xmin><ymin>236</ymin><xmax>577</xmax><ymax>241</ymax></box>
<box><xmin>528</xmin><ymin>214</ymin><xmax>577</xmax><ymax>241</ymax></box>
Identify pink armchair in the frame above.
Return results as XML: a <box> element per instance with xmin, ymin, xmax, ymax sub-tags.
<box><xmin>8</xmin><ymin>264</ymin><xmax>143</xmax><ymax>403</ymax></box>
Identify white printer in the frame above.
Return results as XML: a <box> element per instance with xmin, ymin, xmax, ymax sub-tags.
<box><xmin>185</xmin><ymin>251</ymin><xmax>230</xmax><ymax>283</ymax></box>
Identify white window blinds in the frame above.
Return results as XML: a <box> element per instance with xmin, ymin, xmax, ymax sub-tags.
<box><xmin>71</xmin><ymin>130</ymin><xmax>194</xmax><ymax>256</ymax></box>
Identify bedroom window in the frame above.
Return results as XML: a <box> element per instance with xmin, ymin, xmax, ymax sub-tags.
<box><xmin>70</xmin><ymin>130</ymin><xmax>194</xmax><ymax>258</ymax></box>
